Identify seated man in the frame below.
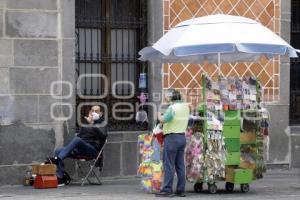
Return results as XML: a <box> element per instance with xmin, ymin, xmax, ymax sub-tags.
<box><xmin>49</xmin><ymin>106</ymin><xmax>107</xmax><ymax>184</ymax></box>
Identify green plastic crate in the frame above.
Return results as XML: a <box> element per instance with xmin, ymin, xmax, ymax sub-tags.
<box><xmin>226</xmin><ymin>152</ymin><xmax>240</xmax><ymax>165</ymax></box>
<box><xmin>224</xmin><ymin>110</ymin><xmax>241</xmax><ymax>126</ymax></box>
<box><xmin>225</xmin><ymin>138</ymin><xmax>240</xmax><ymax>152</ymax></box>
<box><xmin>223</xmin><ymin>125</ymin><xmax>240</xmax><ymax>138</ymax></box>
<box><xmin>233</xmin><ymin>169</ymin><xmax>253</xmax><ymax>184</ymax></box>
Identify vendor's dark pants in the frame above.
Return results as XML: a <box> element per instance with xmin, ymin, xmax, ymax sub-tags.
<box><xmin>161</xmin><ymin>133</ymin><xmax>186</xmax><ymax>193</ymax></box>
<box><xmin>54</xmin><ymin>136</ymin><xmax>98</xmax><ymax>178</ymax></box>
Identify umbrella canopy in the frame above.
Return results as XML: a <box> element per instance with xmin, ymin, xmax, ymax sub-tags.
<box><xmin>139</xmin><ymin>14</ymin><xmax>297</xmax><ymax>64</ymax></box>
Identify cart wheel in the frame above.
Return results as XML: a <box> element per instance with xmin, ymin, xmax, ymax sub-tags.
<box><xmin>241</xmin><ymin>184</ymin><xmax>250</xmax><ymax>193</ymax></box>
<box><xmin>225</xmin><ymin>182</ymin><xmax>234</xmax><ymax>192</ymax></box>
<box><xmin>208</xmin><ymin>183</ymin><xmax>217</xmax><ymax>194</ymax></box>
<box><xmin>194</xmin><ymin>182</ymin><xmax>203</xmax><ymax>193</ymax></box>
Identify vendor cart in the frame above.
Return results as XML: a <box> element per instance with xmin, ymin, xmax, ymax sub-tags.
<box><xmin>138</xmin><ymin>14</ymin><xmax>297</xmax><ymax>195</ymax></box>
<box><xmin>187</xmin><ymin>75</ymin><xmax>266</xmax><ymax>194</ymax></box>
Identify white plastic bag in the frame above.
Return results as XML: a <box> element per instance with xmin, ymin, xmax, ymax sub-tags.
<box><xmin>152</xmin><ymin>124</ymin><xmax>163</xmax><ymax>135</ymax></box>
<box><xmin>136</xmin><ymin>110</ymin><xmax>148</xmax><ymax>123</ymax></box>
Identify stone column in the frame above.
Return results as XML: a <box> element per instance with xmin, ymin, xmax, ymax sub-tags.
<box><xmin>265</xmin><ymin>0</ymin><xmax>291</xmax><ymax>167</ymax></box>
<box><xmin>147</xmin><ymin>0</ymin><xmax>163</xmax><ymax>128</ymax></box>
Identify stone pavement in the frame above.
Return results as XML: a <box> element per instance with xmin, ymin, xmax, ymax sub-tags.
<box><xmin>0</xmin><ymin>169</ymin><xmax>300</xmax><ymax>200</ymax></box>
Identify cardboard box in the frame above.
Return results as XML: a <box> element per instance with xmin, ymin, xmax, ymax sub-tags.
<box><xmin>240</xmin><ymin>132</ymin><xmax>256</xmax><ymax>143</ymax></box>
<box><xmin>239</xmin><ymin>161</ymin><xmax>256</xmax><ymax>169</ymax></box>
<box><xmin>32</xmin><ymin>164</ymin><xmax>56</xmax><ymax>175</ymax></box>
<box><xmin>225</xmin><ymin>167</ymin><xmax>235</xmax><ymax>182</ymax></box>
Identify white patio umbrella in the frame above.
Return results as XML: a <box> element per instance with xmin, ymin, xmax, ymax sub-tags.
<box><xmin>139</xmin><ymin>14</ymin><xmax>297</xmax><ymax>67</ymax></box>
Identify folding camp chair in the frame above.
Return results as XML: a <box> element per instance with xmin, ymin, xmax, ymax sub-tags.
<box><xmin>72</xmin><ymin>139</ymin><xmax>107</xmax><ymax>186</ymax></box>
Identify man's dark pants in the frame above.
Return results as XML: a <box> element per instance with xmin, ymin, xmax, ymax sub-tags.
<box><xmin>161</xmin><ymin>133</ymin><xmax>186</xmax><ymax>193</ymax></box>
<box><xmin>54</xmin><ymin>136</ymin><xmax>98</xmax><ymax>178</ymax></box>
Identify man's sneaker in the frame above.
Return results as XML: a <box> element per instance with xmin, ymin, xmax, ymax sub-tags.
<box><xmin>155</xmin><ymin>191</ymin><xmax>175</xmax><ymax>197</ymax></box>
<box><xmin>57</xmin><ymin>177</ymin><xmax>65</xmax><ymax>187</ymax></box>
<box><xmin>63</xmin><ymin>172</ymin><xmax>71</xmax><ymax>185</ymax></box>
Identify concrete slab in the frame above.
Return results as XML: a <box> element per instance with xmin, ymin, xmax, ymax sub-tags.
<box><xmin>0</xmin><ymin>169</ymin><xmax>299</xmax><ymax>200</ymax></box>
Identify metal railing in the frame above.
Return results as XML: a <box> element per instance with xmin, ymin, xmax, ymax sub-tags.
<box><xmin>75</xmin><ymin>0</ymin><xmax>148</xmax><ymax>131</ymax></box>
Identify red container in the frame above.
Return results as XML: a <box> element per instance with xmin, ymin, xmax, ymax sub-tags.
<box><xmin>154</xmin><ymin>133</ymin><xmax>164</xmax><ymax>146</ymax></box>
<box><xmin>223</xmin><ymin>104</ymin><xmax>229</xmax><ymax>111</ymax></box>
<box><xmin>34</xmin><ymin>175</ymin><xmax>58</xmax><ymax>189</ymax></box>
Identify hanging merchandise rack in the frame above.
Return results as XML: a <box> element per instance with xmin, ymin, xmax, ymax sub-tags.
<box><xmin>186</xmin><ymin>75</ymin><xmax>266</xmax><ymax>194</ymax></box>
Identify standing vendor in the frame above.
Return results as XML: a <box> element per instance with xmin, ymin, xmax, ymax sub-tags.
<box><xmin>155</xmin><ymin>89</ymin><xmax>190</xmax><ymax>197</ymax></box>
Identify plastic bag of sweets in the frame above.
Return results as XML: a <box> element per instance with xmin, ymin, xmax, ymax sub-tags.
<box><xmin>141</xmin><ymin>178</ymin><xmax>152</xmax><ymax>192</ymax></box>
<box><xmin>138</xmin><ymin>134</ymin><xmax>145</xmax><ymax>154</ymax></box>
<box><xmin>185</xmin><ymin>133</ymin><xmax>204</xmax><ymax>182</ymax></box>
<box><xmin>151</xmin><ymin>162</ymin><xmax>163</xmax><ymax>192</ymax></box>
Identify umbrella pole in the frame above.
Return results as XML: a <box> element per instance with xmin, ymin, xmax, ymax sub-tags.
<box><xmin>218</xmin><ymin>52</ymin><xmax>221</xmax><ymax>77</ymax></box>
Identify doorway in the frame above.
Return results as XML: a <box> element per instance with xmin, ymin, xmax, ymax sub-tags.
<box><xmin>290</xmin><ymin>0</ymin><xmax>300</xmax><ymax>125</ymax></box>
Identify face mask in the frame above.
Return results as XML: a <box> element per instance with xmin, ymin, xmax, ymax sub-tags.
<box><xmin>92</xmin><ymin>112</ymin><xmax>100</xmax><ymax>121</ymax></box>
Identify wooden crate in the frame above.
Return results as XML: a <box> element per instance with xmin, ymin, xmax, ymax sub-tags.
<box><xmin>32</xmin><ymin>164</ymin><xmax>56</xmax><ymax>175</ymax></box>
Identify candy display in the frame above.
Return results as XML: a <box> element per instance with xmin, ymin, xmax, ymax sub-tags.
<box><xmin>188</xmin><ymin>75</ymin><xmax>266</xmax><ymax>194</ymax></box>
<box><xmin>240</xmin><ymin>110</ymin><xmax>266</xmax><ymax>179</ymax></box>
<box><xmin>137</xmin><ymin>75</ymin><xmax>266</xmax><ymax>194</ymax></box>
<box><xmin>185</xmin><ymin>131</ymin><xmax>205</xmax><ymax>182</ymax></box>
<box><xmin>219</xmin><ymin>76</ymin><xmax>261</xmax><ymax>110</ymax></box>
<box><xmin>186</xmin><ymin>76</ymin><xmax>227</xmax><ymax>189</ymax></box>
<box><xmin>204</xmin><ymin>77</ymin><xmax>227</xmax><ymax>181</ymax></box>
<box><xmin>205</xmin><ymin>130</ymin><xmax>226</xmax><ymax>181</ymax></box>
<box><xmin>207</xmin><ymin>111</ymin><xmax>223</xmax><ymax>130</ymax></box>
<box><xmin>137</xmin><ymin>134</ymin><xmax>163</xmax><ymax>193</ymax></box>
<box><xmin>240</xmin><ymin>145</ymin><xmax>256</xmax><ymax>169</ymax></box>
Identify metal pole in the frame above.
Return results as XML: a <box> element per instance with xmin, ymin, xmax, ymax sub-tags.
<box><xmin>218</xmin><ymin>52</ymin><xmax>221</xmax><ymax>77</ymax></box>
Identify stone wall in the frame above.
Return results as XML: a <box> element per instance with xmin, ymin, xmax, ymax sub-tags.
<box><xmin>0</xmin><ymin>0</ymin><xmax>164</xmax><ymax>185</ymax></box>
<box><xmin>0</xmin><ymin>0</ymin><xmax>76</xmax><ymax>185</ymax></box>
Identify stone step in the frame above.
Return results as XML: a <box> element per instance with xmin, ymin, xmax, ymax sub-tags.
<box><xmin>289</xmin><ymin>126</ymin><xmax>300</xmax><ymax>134</ymax></box>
